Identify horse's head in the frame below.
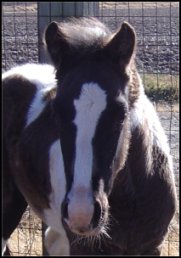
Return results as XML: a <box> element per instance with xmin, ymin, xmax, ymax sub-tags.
<box><xmin>45</xmin><ymin>17</ymin><xmax>136</xmax><ymax>237</ymax></box>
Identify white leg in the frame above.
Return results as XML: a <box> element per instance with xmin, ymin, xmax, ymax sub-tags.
<box><xmin>44</xmin><ymin>227</ymin><xmax>70</xmax><ymax>255</ymax></box>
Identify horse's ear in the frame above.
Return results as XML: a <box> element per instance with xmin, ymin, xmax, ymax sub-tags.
<box><xmin>105</xmin><ymin>22</ymin><xmax>136</xmax><ymax>67</ymax></box>
<box><xmin>45</xmin><ymin>21</ymin><xmax>68</xmax><ymax>66</ymax></box>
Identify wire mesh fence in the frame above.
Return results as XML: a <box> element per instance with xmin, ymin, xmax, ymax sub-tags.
<box><xmin>2</xmin><ymin>2</ymin><xmax>38</xmax><ymax>72</ymax></box>
<box><xmin>2</xmin><ymin>2</ymin><xmax>179</xmax><ymax>256</ymax></box>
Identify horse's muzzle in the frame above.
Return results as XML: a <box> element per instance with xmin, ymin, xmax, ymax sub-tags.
<box><xmin>62</xmin><ymin>198</ymin><xmax>103</xmax><ymax>236</ymax></box>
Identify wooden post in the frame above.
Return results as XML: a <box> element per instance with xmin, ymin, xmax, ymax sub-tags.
<box><xmin>38</xmin><ymin>2</ymin><xmax>99</xmax><ymax>63</ymax></box>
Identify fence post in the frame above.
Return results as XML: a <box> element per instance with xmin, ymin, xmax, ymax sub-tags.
<box><xmin>38</xmin><ymin>2</ymin><xmax>99</xmax><ymax>63</ymax></box>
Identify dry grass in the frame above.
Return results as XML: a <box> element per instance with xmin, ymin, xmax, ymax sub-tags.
<box><xmin>8</xmin><ymin>207</ymin><xmax>42</xmax><ymax>256</ymax></box>
<box><xmin>162</xmin><ymin>203</ymin><xmax>179</xmax><ymax>256</ymax></box>
<box><xmin>101</xmin><ymin>2</ymin><xmax>179</xmax><ymax>9</ymax></box>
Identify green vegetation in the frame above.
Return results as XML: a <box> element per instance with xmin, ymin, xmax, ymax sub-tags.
<box><xmin>141</xmin><ymin>74</ymin><xmax>179</xmax><ymax>103</ymax></box>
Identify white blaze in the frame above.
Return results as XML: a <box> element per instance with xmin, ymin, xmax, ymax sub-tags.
<box><xmin>73</xmin><ymin>83</ymin><xmax>107</xmax><ymax>189</ymax></box>
<box><xmin>68</xmin><ymin>82</ymin><xmax>107</xmax><ymax>226</ymax></box>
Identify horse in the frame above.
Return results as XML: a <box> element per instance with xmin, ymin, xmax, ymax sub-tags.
<box><xmin>2</xmin><ymin>17</ymin><xmax>177</xmax><ymax>256</ymax></box>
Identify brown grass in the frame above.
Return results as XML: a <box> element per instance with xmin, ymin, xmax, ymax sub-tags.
<box><xmin>8</xmin><ymin>207</ymin><xmax>42</xmax><ymax>256</ymax></box>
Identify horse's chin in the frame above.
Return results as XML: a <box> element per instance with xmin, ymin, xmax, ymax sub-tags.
<box><xmin>72</xmin><ymin>225</ymin><xmax>103</xmax><ymax>237</ymax></box>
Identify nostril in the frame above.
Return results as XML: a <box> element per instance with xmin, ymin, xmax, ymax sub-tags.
<box><xmin>91</xmin><ymin>200</ymin><xmax>102</xmax><ymax>228</ymax></box>
<box><xmin>62</xmin><ymin>199</ymin><xmax>69</xmax><ymax>219</ymax></box>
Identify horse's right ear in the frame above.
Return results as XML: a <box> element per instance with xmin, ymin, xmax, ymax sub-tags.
<box><xmin>45</xmin><ymin>21</ymin><xmax>68</xmax><ymax>66</ymax></box>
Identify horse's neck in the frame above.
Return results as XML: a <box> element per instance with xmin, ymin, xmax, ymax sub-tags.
<box><xmin>115</xmin><ymin>88</ymin><xmax>171</xmax><ymax>196</ymax></box>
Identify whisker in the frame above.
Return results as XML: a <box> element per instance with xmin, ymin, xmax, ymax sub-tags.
<box><xmin>69</xmin><ymin>212</ymin><xmax>112</xmax><ymax>250</ymax></box>
<box><xmin>101</xmin><ymin>228</ymin><xmax>111</xmax><ymax>239</ymax></box>
<box><xmin>71</xmin><ymin>234</ymin><xmax>85</xmax><ymax>246</ymax></box>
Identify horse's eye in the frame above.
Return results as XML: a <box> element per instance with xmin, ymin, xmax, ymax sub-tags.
<box><xmin>110</xmin><ymin>102</ymin><xmax>127</xmax><ymax>120</ymax></box>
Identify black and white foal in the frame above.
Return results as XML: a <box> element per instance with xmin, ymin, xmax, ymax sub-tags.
<box><xmin>2</xmin><ymin>17</ymin><xmax>176</xmax><ymax>255</ymax></box>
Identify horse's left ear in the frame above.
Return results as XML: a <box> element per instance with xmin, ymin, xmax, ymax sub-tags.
<box><xmin>45</xmin><ymin>21</ymin><xmax>69</xmax><ymax>66</ymax></box>
<box><xmin>105</xmin><ymin>22</ymin><xmax>136</xmax><ymax>67</ymax></box>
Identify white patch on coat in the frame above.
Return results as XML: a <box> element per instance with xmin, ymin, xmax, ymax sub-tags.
<box><xmin>2</xmin><ymin>63</ymin><xmax>56</xmax><ymax>127</ymax></box>
<box><xmin>25</xmin><ymin>85</ymin><xmax>56</xmax><ymax>126</ymax></box>
<box><xmin>2</xmin><ymin>63</ymin><xmax>56</xmax><ymax>90</ymax></box>
<box><xmin>67</xmin><ymin>83</ymin><xmax>107</xmax><ymax>228</ymax></box>
<box><xmin>43</xmin><ymin>140</ymin><xmax>69</xmax><ymax>255</ymax></box>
